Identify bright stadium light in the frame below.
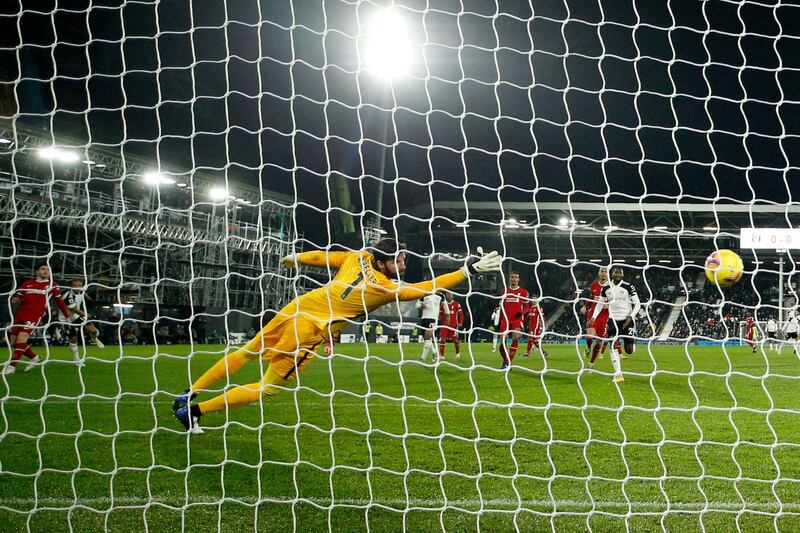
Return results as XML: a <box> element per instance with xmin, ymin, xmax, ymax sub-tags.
<box><xmin>0</xmin><ymin>138</ymin><xmax>12</xmax><ymax>145</ymax></box>
<box><xmin>38</xmin><ymin>147</ymin><xmax>80</xmax><ymax>163</ymax></box>
<box><xmin>208</xmin><ymin>186</ymin><xmax>230</xmax><ymax>202</ymax></box>
<box><xmin>703</xmin><ymin>226</ymin><xmax>718</xmax><ymax>231</ymax></box>
<box><xmin>558</xmin><ymin>216</ymin><xmax>569</xmax><ymax>225</ymax></box>
<box><xmin>142</xmin><ymin>172</ymin><xmax>176</xmax><ymax>186</ymax></box>
<box><xmin>653</xmin><ymin>225</ymin><xmax>668</xmax><ymax>230</ymax></box>
<box><xmin>362</xmin><ymin>8</ymin><xmax>413</xmax><ymax>79</ymax></box>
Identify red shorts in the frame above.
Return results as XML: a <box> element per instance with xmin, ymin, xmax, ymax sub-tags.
<box><xmin>439</xmin><ymin>327</ymin><xmax>459</xmax><ymax>341</ymax></box>
<box><xmin>500</xmin><ymin>319</ymin><xmax>523</xmax><ymax>334</ymax></box>
<box><xmin>528</xmin><ymin>322</ymin><xmax>543</xmax><ymax>337</ymax></box>
<box><xmin>589</xmin><ymin>314</ymin><xmax>609</xmax><ymax>338</ymax></box>
<box><xmin>9</xmin><ymin>320</ymin><xmax>39</xmax><ymax>337</ymax></box>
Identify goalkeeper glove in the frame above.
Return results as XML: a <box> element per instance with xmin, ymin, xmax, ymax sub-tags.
<box><xmin>461</xmin><ymin>247</ymin><xmax>503</xmax><ymax>277</ymax></box>
<box><xmin>280</xmin><ymin>254</ymin><xmax>298</xmax><ymax>269</ymax></box>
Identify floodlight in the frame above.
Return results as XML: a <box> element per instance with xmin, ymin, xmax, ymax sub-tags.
<box><xmin>362</xmin><ymin>9</ymin><xmax>413</xmax><ymax>79</ymax></box>
<box><xmin>558</xmin><ymin>217</ymin><xmax>569</xmax><ymax>225</ymax></box>
<box><xmin>0</xmin><ymin>138</ymin><xmax>12</xmax><ymax>145</ymax></box>
<box><xmin>142</xmin><ymin>172</ymin><xmax>176</xmax><ymax>186</ymax></box>
<box><xmin>209</xmin><ymin>186</ymin><xmax>230</xmax><ymax>201</ymax></box>
<box><xmin>38</xmin><ymin>147</ymin><xmax>80</xmax><ymax>163</ymax></box>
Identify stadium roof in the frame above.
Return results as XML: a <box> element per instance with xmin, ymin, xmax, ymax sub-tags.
<box><xmin>398</xmin><ymin>200</ymin><xmax>800</xmax><ymax>265</ymax></box>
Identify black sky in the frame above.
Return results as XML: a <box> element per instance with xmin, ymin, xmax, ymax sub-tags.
<box><xmin>3</xmin><ymin>0</ymin><xmax>800</xmax><ymax>244</ymax></box>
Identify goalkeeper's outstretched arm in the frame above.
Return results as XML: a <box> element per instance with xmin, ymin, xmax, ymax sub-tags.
<box><xmin>281</xmin><ymin>250</ymin><xmax>350</xmax><ymax>269</ymax></box>
<box><xmin>385</xmin><ymin>250</ymin><xmax>504</xmax><ymax>301</ymax></box>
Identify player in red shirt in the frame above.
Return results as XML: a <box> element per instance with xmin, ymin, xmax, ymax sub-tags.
<box><xmin>438</xmin><ymin>292</ymin><xmax>464</xmax><ymax>360</ymax></box>
<box><xmin>524</xmin><ymin>295</ymin><xmax>548</xmax><ymax>358</ymax></box>
<box><xmin>3</xmin><ymin>262</ymin><xmax>71</xmax><ymax>375</ymax></box>
<box><xmin>499</xmin><ymin>271</ymin><xmax>529</xmax><ymax>369</ymax></box>
<box><xmin>582</xmin><ymin>267</ymin><xmax>611</xmax><ymax>368</ymax></box>
<box><xmin>744</xmin><ymin>316</ymin><xmax>757</xmax><ymax>353</ymax></box>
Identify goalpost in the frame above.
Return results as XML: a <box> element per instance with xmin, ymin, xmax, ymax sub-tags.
<box><xmin>2</xmin><ymin>2</ymin><xmax>800</xmax><ymax>531</ymax></box>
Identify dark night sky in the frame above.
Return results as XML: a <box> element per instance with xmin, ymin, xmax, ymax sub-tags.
<box><xmin>3</xmin><ymin>0</ymin><xmax>800</xmax><ymax>244</ymax></box>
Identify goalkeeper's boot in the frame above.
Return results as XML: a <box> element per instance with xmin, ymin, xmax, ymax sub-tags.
<box><xmin>172</xmin><ymin>389</ymin><xmax>197</xmax><ymax>413</ymax></box>
<box><xmin>175</xmin><ymin>405</ymin><xmax>204</xmax><ymax>434</ymax></box>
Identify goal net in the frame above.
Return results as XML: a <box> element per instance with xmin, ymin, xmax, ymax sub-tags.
<box><xmin>1</xmin><ymin>1</ymin><xmax>799</xmax><ymax>531</ymax></box>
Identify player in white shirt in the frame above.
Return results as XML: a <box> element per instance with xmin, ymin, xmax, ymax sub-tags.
<box><xmin>417</xmin><ymin>292</ymin><xmax>448</xmax><ymax>364</ymax></box>
<box><xmin>781</xmin><ymin>311</ymin><xmax>799</xmax><ymax>356</ymax></box>
<box><xmin>766</xmin><ymin>318</ymin><xmax>779</xmax><ymax>352</ymax></box>
<box><xmin>590</xmin><ymin>267</ymin><xmax>640</xmax><ymax>384</ymax></box>
<box><xmin>59</xmin><ymin>279</ymin><xmax>105</xmax><ymax>365</ymax></box>
<box><xmin>490</xmin><ymin>306</ymin><xmax>501</xmax><ymax>352</ymax></box>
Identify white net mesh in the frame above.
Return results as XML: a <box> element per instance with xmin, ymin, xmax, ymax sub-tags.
<box><xmin>1</xmin><ymin>1</ymin><xmax>800</xmax><ymax>531</ymax></box>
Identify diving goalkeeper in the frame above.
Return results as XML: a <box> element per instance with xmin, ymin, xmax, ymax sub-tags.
<box><xmin>173</xmin><ymin>238</ymin><xmax>503</xmax><ymax>432</ymax></box>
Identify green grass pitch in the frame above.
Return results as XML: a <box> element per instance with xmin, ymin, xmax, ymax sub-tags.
<box><xmin>1</xmin><ymin>341</ymin><xmax>799</xmax><ymax>531</ymax></box>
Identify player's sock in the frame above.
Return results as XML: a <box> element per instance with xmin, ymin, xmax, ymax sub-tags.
<box><xmin>69</xmin><ymin>343</ymin><xmax>80</xmax><ymax>360</ymax></box>
<box><xmin>10</xmin><ymin>344</ymin><xmax>27</xmax><ymax>367</ymax></box>
<box><xmin>454</xmin><ymin>338</ymin><xmax>460</xmax><ymax>356</ymax></box>
<box><xmin>492</xmin><ymin>336</ymin><xmax>498</xmax><ymax>352</ymax></box>
<box><xmin>526</xmin><ymin>336</ymin><xmax>533</xmax><ymax>355</ymax></box>
<box><xmin>24</xmin><ymin>345</ymin><xmax>37</xmax><ymax>359</ymax></box>
<box><xmin>420</xmin><ymin>339</ymin><xmax>432</xmax><ymax>361</ymax></box>
<box><xmin>589</xmin><ymin>342</ymin><xmax>601</xmax><ymax>364</ymax></box>
<box><xmin>438</xmin><ymin>340</ymin><xmax>446</xmax><ymax>358</ymax></box>
<box><xmin>198</xmin><ymin>366</ymin><xmax>286</xmax><ymax>413</ymax></box>
<box><xmin>499</xmin><ymin>343</ymin><xmax>509</xmax><ymax>365</ymax></box>
<box><xmin>191</xmin><ymin>350</ymin><xmax>249</xmax><ymax>393</ymax></box>
<box><xmin>509</xmin><ymin>339</ymin><xmax>519</xmax><ymax>361</ymax></box>
<box><xmin>610</xmin><ymin>349</ymin><xmax>622</xmax><ymax>377</ymax></box>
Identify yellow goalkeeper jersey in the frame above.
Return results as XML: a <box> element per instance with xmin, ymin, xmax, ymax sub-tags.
<box><xmin>278</xmin><ymin>250</ymin><xmax>466</xmax><ymax>329</ymax></box>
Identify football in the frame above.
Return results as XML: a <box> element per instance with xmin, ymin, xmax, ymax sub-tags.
<box><xmin>705</xmin><ymin>249</ymin><xmax>744</xmax><ymax>288</ymax></box>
